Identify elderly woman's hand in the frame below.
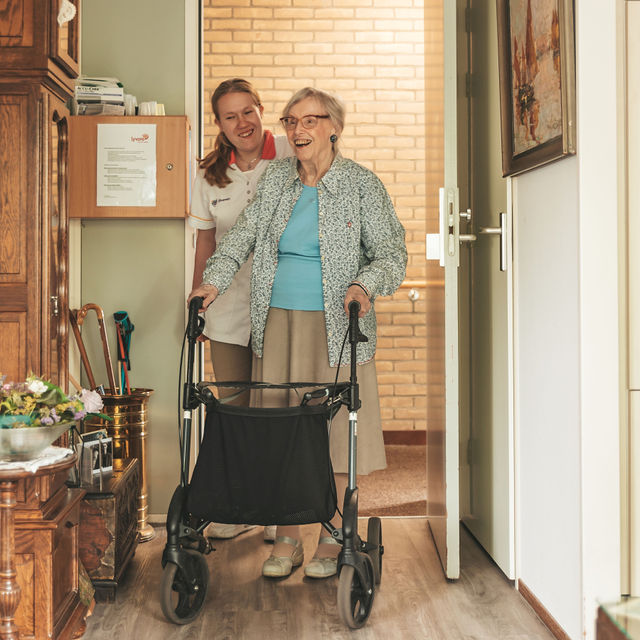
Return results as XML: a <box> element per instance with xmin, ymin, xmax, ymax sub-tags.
<box><xmin>187</xmin><ymin>284</ymin><xmax>219</xmax><ymax>312</ymax></box>
<box><xmin>344</xmin><ymin>284</ymin><xmax>371</xmax><ymax>318</ymax></box>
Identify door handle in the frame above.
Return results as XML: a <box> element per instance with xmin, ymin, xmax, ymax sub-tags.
<box><xmin>478</xmin><ymin>212</ymin><xmax>507</xmax><ymax>272</ymax></box>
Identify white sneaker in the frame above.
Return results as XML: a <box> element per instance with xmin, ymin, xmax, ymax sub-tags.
<box><xmin>264</xmin><ymin>525</ymin><xmax>277</xmax><ymax>542</ymax></box>
<box><xmin>204</xmin><ymin>523</ymin><xmax>255</xmax><ymax>539</ymax></box>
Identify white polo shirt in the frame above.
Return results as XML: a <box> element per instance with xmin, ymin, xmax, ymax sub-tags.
<box><xmin>188</xmin><ymin>132</ymin><xmax>292</xmax><ymax>346</ymax></box>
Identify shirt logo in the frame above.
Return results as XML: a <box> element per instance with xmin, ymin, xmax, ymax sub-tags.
<box><xmin>211</xmin><ymin>197</ymin><xmax>231</xmax><ymax>207</ymax></box>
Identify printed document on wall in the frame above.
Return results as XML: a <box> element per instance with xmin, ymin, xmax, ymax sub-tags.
<box><xmin>96</xmin><ymin>124</ymin><xmax>157</xmax><ymax>207</ymax></box>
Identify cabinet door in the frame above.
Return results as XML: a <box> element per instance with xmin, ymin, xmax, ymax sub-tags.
<box><xmin>0</xmin><ymin>84</ymin><xmax>33</xmax><ymax>382</ymax></box>
<box><xmin>0</xmin><ymin>83</ymin><xmax>69</xmax><ymax>387</ymax></box>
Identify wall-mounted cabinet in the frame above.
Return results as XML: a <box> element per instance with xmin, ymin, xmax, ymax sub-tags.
<box><xmin>69</xmin><ymin>116</ymin><xmax>190</xmax><ymax>219</ymax></box>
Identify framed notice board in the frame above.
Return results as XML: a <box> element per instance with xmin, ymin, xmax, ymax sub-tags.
<box><xmin>69</xmin><ymin>116</ymin><xmax>190</xmax><ymax>218</ymax></box>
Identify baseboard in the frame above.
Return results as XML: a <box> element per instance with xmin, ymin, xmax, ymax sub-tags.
<box><xmin>518</xmin><ymin>580</ymin><xmax>571</xmax><ymax>640</ymax></box>
<box><xmin>383</xmin><ymin>430</ymin><xmax>426</xmax><ymax>445</ymax></box>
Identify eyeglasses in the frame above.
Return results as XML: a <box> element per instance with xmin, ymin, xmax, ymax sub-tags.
<box><xmin>279</xmin><ymin>115</ymin><xmax>330</xmax><ymax>130</ymax></box>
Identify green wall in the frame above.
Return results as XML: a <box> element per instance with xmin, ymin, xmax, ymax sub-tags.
<box><xmin>81</xmin><ymin>0</ymin><xmax>185</xmax><ymax>115</ymax></box>
<box><xmin>80</xmin><ymin>1</ymin><xmax>187</xmax><ymax>514</ymax></box>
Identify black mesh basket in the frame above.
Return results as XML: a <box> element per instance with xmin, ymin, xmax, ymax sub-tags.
<box><xmin>186</xmin><ymin>402</ymin><xmax>337</xmax><ymax>526</ymax></box>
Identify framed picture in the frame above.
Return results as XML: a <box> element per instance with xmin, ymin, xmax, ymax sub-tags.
<box><xmin>496</xmin><ymin>0</ymin><xmax>576</xmax><ymax>176</ymax></box>
<box><xmin>77</xmin><ymin>431</ymin><xmax>113</xmax><ymax>484</ymax></box>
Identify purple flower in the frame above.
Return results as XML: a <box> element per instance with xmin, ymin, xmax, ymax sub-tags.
<box><xmin>41</xmin><ymin>416</ymin><xmax>54</xmax><ymax>425</ymax></box>
<box><xmin>50</xmin><ymin>408</ymin><xmax>61</xmax><ymax>423</ymax></box>
<box><xmin>73</xmin><ymin>410</ymin><xmax>86</xmax><ymax>420</ymax></box>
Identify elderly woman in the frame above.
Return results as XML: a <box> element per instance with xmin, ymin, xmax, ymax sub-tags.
<box><xmin>188</xmin><ymin>87</ymin><xmax>407</xmax><ymax>580</ymax></box>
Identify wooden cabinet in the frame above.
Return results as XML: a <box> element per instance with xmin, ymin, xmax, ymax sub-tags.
<box><xmin>0</xmin><ymin>456</ymin><xmax>89</xmax><ymax>640</ymax></box>
<box><xmin>0</xmin><ymin>0</ymin><xmax>77</xmax><ymax>388</ymax></box>
<box><xmin>14</xmin><ymin>486</ymin><xmax>86</xmax><ymax>639</ymax></box>
<box><xmin>79</xmin><ymin>458</ymin><xmax>140</xmax><ymax>601</ymax></box>
<box><xmin>0</xmin><ymin>0</ymin><xmax>80</xmax><ymax>88</ymax></box>
<box><xmin>68</xmin><ymin>115</ymin><xmax>190</xmax><ymax>219</ymax></box>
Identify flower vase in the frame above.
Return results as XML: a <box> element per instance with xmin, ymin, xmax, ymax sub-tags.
<box><xmin>0</xmin><ymin>421</ymin><xmax>74</xmax><ymax>462</ymax></box>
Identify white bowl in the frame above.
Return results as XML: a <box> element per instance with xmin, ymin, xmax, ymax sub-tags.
<box><xmin>0</xmin><ymin>422</ymin><xmax>73</xmax><ymax>462</ymax></box>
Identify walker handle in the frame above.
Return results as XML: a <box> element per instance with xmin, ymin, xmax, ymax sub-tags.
<box><xmin>348</xmin><ymin>301</ymin><xmax>368</xmax><ymax>345</ymax></box>
<box><xmin>188</xmin><ymin>296</ymin><xmax>204</xmax><ymax>341</ymax></box>
<box><xmin>183</xmin><ymin>297</ymin><xmax>204</xmax><ymax>412</ymax></box>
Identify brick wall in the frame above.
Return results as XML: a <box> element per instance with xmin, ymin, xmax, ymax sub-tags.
<box><xmin>202</xmin><ymin>0</ymin><xmax>444</xmax><ymax>433</ymax></box>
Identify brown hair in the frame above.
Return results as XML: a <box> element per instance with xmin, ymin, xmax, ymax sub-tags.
<box><xmin>199</xmin><ymin>78</ymin><xmax>263</xmax><ymax>188</ymax></box>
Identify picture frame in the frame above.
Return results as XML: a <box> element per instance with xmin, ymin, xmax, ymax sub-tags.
<box><xmin>496</xmin><ymin>0</ymin><xmax>576</xmax><ymax>177</ymax></box>
<box><xmin>77</xmin><ymin>430</ymin><xmax>113</xmax><ymax>485</ymax></box>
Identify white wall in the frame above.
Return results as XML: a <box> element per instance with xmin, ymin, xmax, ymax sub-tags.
<box><xmin>576</xmin><ymin>0</ymin><xmax>623</xmax><ymax>631</ymax></box>
<box><xmin>514</xmin><ymin>157</ymin><xmax>582</xmax><ymax>639</ymax></box>
<box><xmin>514</xmin><ymin>2</ymin><xmax>623</xmax><ymax>638</ymax></box>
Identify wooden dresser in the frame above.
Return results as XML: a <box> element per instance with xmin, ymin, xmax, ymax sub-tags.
<box><xmin>6</xmin><ymin>456</ymin><xmax>90</xmax><ymax>640</ymax></box>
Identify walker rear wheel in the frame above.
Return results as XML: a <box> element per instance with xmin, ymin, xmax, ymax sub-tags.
<box><xmin>160</xmin><ymin>550</ymin><xmax>209</xmax><ymax>625</ymax></box>
<box><xmin>337</xmin><ymin>557</ymin><xmax>375</xmax><ymax>629</ymax></box>
<box><xmin>367</xmin><ymin>516</ymin><xmax>383</xmax><ymax>585</ymax></box>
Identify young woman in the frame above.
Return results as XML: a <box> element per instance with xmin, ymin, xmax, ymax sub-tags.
<box><xmin>188</xmin><ymin>78</ymin><xmax>292</xmax><ymax>540</ymax></box>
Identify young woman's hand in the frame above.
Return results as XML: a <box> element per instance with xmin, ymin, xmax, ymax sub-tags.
<box><xmin>187</xmin><ymin>284</ymin><xmax>219</xmax><ymax>312</ymax></box>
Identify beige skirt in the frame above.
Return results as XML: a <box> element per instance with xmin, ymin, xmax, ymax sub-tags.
<box><xmin>251</xmin><ymin>308</ymin><xmax>386</xmax><ymax>475</ymax></box>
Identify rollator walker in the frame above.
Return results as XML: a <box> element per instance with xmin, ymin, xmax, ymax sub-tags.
<box><xmin>160</xmin><ymin>296</ymin><xmax>383</xmax><ymax>629</ymax></box>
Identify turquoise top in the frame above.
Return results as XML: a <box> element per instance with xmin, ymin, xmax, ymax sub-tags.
<box><xmin>270</xmin><ymin>185</ymin><xmax>324</xmax><ymax>311</ymax></box>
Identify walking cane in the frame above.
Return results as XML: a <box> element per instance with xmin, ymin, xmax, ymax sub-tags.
<box><xmin>69</xmin><ymin>303</ymin><xmax>118</xmax><ymax>394</ymax></box>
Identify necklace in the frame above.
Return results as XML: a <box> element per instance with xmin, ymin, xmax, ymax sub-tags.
<box><xmin>238</xmin><ymin>152</ymin><xmax>261</xmax><ymax>171</ymax></box>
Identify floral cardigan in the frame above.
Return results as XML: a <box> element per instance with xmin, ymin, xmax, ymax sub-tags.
<box><xmin>202</xmin><ymin>155</ymin><xmax>407</xmax><ymax>366</ymax></box>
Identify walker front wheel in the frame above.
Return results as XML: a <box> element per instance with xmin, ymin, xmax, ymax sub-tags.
<box><xmin>160</xmin><ymin>550</ymin><xmax>209</xmax><ymax>625</ymax></box>
<box><xmin>367</xmin><ymin>516</ymin><xmax>383</xmax><ymax>585</ymax></box>
<box><xmin>337</xmin><ymin>557</ymin><xmax>375</xmax><ymax>629</ymax></box>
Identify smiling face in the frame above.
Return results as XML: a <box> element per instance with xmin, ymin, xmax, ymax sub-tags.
<box><xmin>214</xmin><ymin>91</ymin><xmax>265</xmax><ymax>158</ymax></box>
<box><xmin>284</xmin><ymin>97</ymin><xmax>336</xmax><ymax>164</ymax></box>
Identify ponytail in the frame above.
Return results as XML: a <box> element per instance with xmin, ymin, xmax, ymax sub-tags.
<box><xmin>199</xmin><ymin>131</ymin><xmax>233</xmax><ymax>188</ymax></box>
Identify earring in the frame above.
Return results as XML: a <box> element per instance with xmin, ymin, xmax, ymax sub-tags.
<box><xmin>330</xmin><ymin>134</ymin><xmax>337</xmax><ymax>143</ymax></box>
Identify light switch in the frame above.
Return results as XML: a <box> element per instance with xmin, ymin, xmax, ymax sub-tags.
<box><xmin>426</xmin><ymin>233</ymin><xmax>440</xmax><ymax>260</ymax></box>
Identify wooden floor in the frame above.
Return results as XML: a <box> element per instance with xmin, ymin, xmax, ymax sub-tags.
<box><xmin>82</xmin><ymin>520</ymin><xmax>555</xmax><ymax>639</ymax></box>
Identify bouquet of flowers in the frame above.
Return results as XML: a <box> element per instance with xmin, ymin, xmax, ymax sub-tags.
<box><xmin>0</xmin><ymin>374</ymin><xmax>108</xmax><ymax>428</ymax></box>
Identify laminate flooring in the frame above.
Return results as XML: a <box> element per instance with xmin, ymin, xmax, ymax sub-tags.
<box><xmin>82</xmin><ymin>520</ymin><xmax>555</xmax><ymax>639</ymax></box>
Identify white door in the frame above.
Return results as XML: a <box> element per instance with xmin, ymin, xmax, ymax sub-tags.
<box><xmin>460</xmin><ymin>0</ymin><xmax>514</xmax><ymax>579</ymax></box>
<box><xmin>426</xmin><ymin>0</ymin><xmax>514</xmax><ymax>580</ymax></box>
<box><xmin>425</xmin><ymin>0</ymin><xmax>466</xmax><ymax>580</ymax></box>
